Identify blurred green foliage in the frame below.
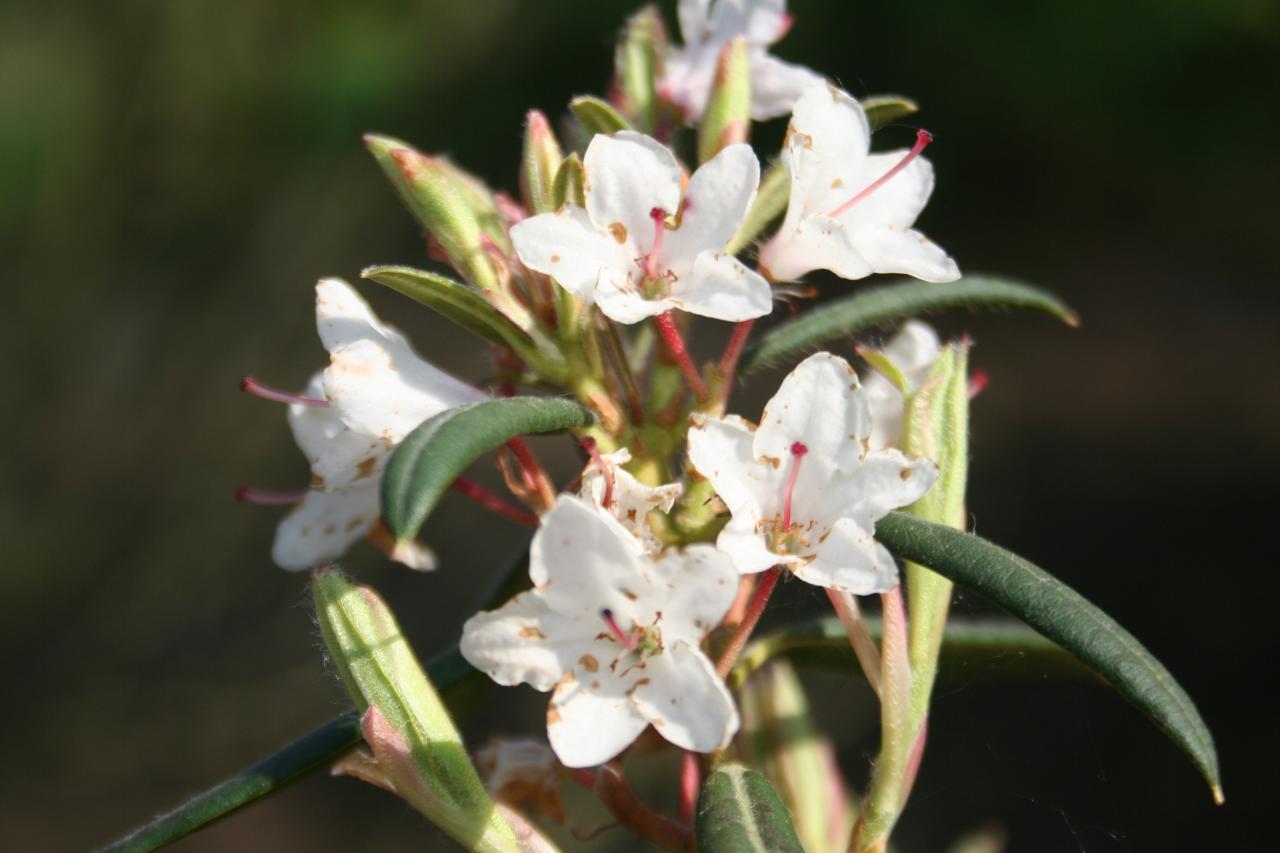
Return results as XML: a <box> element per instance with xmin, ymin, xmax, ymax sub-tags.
<box><xmin>1</xmin><ymin>1</ymin><xmax>1276</xmax><ymax>850</ymax></box>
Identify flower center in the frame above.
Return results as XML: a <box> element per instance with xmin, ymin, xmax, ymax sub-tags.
<box><xmin>643</xmin><ymin>207</ymin><xmax>666</xmax><ymax>280</ymax></box>
<box><xmin>241</xmin><ymin>376</ymin><xmax>329</xmax><ymax>407</ymax></box>
<box><xmin>600</xmin><ymin>608</ymin><xmax>663</xmax><ymax>669</ymax></box>
<box><xmin>827</xmin><ymin>129</ymin><xmax>934</xmax><ymax>219</ymax></box>
<box><xmin>768</xmin><ymin>442</ymin><xmax>809</xmax><ymax>555</ymax></box>
<box><xmin>601</xmin><ymin>608</ymin><xmax>635</xmax><ymax>650</ymax></box>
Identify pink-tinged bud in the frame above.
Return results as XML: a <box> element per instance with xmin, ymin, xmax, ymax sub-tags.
<box><xmin>697</xmin><ymin>36</ymin><xmax>751</xmax><ymax>164</ymax></box>
<box><xmin>520</xmin><ymin>110</ymin><xmax>563</xmax><ymax>215</ymax></box>
<box><xmin>612</xmin><ymin>4</ymin><xmax>667</xmax><ymax>133</ymax></box>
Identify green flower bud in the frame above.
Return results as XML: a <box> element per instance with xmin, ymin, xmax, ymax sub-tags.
<box><xmin>698</xmin><ymin>36</ymin><xmax>751</xmax><ymax>165</ymax></box>
<box><xmin>520</xmin><ymin>110</ymin><xmax>563</xmax><ymax>215</ymax></box>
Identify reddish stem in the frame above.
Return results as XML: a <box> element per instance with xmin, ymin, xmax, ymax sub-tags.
<box><xmin>451</xmin><ymin>477</ymin><xmax>539</xmax><ymax>528</ymax></box>
<box><xmin>581</xmin><ymin>436</ymin><xmax>615</xmax><ymax>508</ymax></box>
<box><xmin>654</xmin><ymin>312</ymin><xmax>708</xmax><ymax>401</ymax></box>
<box><xmin>678</xmin><ymin>751</ymin><xmax>700</xmax><ymax>825</ymax></box>
<box><xmin>716</xmin><ymin>319</ymin><xmax>754</xmax><ymax>401</ymax></box>
<box><xmin>716</xmin><ymin>567</ymin><xmax>781</xmax><ymax>678</ymax></box>
<box><xmin>506</xmin><ymin>436</ymin><xmax>555</xmax><ymax>509</ymax></box>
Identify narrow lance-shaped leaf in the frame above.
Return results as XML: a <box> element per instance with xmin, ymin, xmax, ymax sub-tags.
<box><xmin>742</xmin><ymin>275</ymin><xmax>1079</xmax><ymax>373</ymax></box>
<box><xmin>383</xmin><ymin>397</ymin><xmax>595</xmax><ymax>544</ymax></box>
<box><xmin>313</xmin><ymin>570</ymin><xmax>518</xmax><ymax>852</ymax></box>
<box><xmin>861</xmin><ymin>94</ymin><xmax>919</xmax><ymax>131</ymax></box>
<box><xmin>696</xmin><ymin>763</ymin><xmax>804</xmax><ymax>853</ymax></box>
<box><xmin>874</xmin><ymin>512</ymin><xmax>1224</xmax><ymax>803</ymax></box>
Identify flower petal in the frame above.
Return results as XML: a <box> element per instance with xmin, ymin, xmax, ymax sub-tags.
<box><xmin>510</xmin><ymin>206</ymin><xmax>633</xmax><ymax>301</ymax></box>
<box><xmin>547</xmin><ymin>676</ymin><xmax>649</xmax><ymax>767</ymax></box>
<box><xmin>758</xmin><ymin>213</ymin><xmax>874</xmax><ymax>283</ymax></box>
<box><xmin>460</xmin><ymin>591</ymin><xmax>609</xmax><ymax>692</ymax></box>
<box><xmin>709</xmin><ymin>0</ymin><xmax>788</xmax><ymax>46</ymax></box>
<box><xmin>315</xmin><ymin>277</ymin><xmax>407</xmax><ymax>353</ymax></box>
<box><xmin>662</xmin><ymin>144</ymin><xmax>760</xmax><ymax>274</ymax></box>
<box><xmin>755</xmin><ymin>352</ymin><xmax>873</xmax><ymax>472</ymax></box>
<box><xmin>643</xmin><ymin>545</ymin><xmax>740</xmax><ymax>645</ymax></box>
<box><xmin>669</xmin><ymin>251</ymin><xmax>773</xmax><ymax>321</ymax></box>
<box><xmin>529</xmin><ymin>496</ymin><xmax>649</xmax><ymax>622</ymax></box>
<box><xmin>677</xmin><ymin>0</ymin><xmax>713</xmax><ymax>45</ymax></box>
<box><xmin>580</xmin><ymin>449</ymin><xmax>682</xmax><ymax>553</ymax></box>
<box><xmin>864</xmin><ymin>321</ymin><xmax>941</xmax><ymax>449</ymax></box>
<box><xmin>688</xmin><ymin>414</ymin><xmax>778</xmax><ymax>524</ymax></box>
<box><xmin>785</xmin><ymin>83</ymin><xmax>871</xmax><ymax>215</ymax></box>
<box><xmin>632</xmin><ymin>642</ymin><xmax>740</xmax><ymax>753</ymax></box>
<box><xmin>288</xmin><ymin>372</ymin><xmax>391</xmax><ymax>491</ymax></box>
<box><xmin>794</xmin><ymin>516</ymin><xmax>899</xmax><ymax>594</ymax></box>
<box><xmin>583</xmin><ymin>132</ymin><xmax>683</xmax><ymax>248</ymax></box>
<box><xmin>825</xmin><ymin>449</ymin><xmax>938</xmax><ymax>527</ymax></box>
<box><xmin>850</xmin><ymin>225</ymin><xmax>961</xmax><ymax>283</ymax></box>
<box><xmin>717</xmin><ymin>517</ymin><xmax>794</xmax><ymax>575</ymax></box>
<box><xmin>840</xmin><ymin>152</ymin><xmax>936</xmax><ymax>230</ymax></box>
<box><xmin>593</xmin><ymin>270</ymin><xmax>668</xmax><ymax>325</ymax></box>
<box><xmin>271</xmin><ymin>482</ymin><xmax>380</xmax><ymax>571</ymax></box>
<box><xmin>748</xmin><ymin>52</ymin><xmax>823</xmax><ymax>121</ymax></box>
<box><xmin>323</xmin><ymin>337</ymin><xmax>485</xmax><ymax>443</ymax></box>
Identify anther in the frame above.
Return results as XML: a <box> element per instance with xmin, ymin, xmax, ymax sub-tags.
<box><xmin>236</xmin><ymin>486</ymin><xmax>308</xmax><ymax>505</ymax></box>
<box><xmin>643</xmin><ymin>207</ymin><xmax>667</xmax><ymax>279</ymax></box>
<box><xmin>780</xmin><ymin>442</ymin><xmax>808</xmax><ymax>530</ymax></box>
<box><xmin>601</xmin><ymin>608</ymin><xmax>636</xmax><ymax>650</ymax></box>
<box><xmin>968</xmin><ymin>369</ymin><xmax>990</xmax><ymax>400</ymax></box>
<box><xmin>828</xmin><ymin>129</ymin><xmax>934</xmax><ymax>219</ymax></box>
<box><xmin>241</xmin><ymin>376</ymin><xmax>329</xmax><ymax>407</ymax></box>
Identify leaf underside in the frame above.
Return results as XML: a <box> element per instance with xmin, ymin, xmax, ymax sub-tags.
<box><xmin>382</xmin><ymin>397</ymin><xmax>594</xmax><ymax>543</ymax></box>
<box><xmin>696</xmin><ymin>763</ymin><xmax>805</xmax><ymax>853</ymax></box>
<box><xmin>875</xmin><ymin>512</ymin><xmax>1223</xmax><ymax>803</ymax></box>
<box><xmin>742</xmin><ymin>275</ymin><xmax>1079</xmax><ymax>374</ymax></box>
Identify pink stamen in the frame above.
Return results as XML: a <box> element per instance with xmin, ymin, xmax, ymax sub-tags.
<box><xmin>601</xmin><ymin>609</ymin><xmax>636</xmax><ymax>651</ymax></box>
<box><xmin>828</xmin><ymin>129</ymin><xmax>934</xmax><ymax>219</ymax></box>
<box><xmin>236</xmin><ymin>486</ymin><xmax>307</xmax><ymax>505</ymax></box>
<box><xmin>643</xmin><ymin>207</ymin><xmax>666</xmax><ymax>279</ymax></box>
<box><xmin>968</xmin><ymin>369</ymin><xmax>990</xmax><ymax>400</ymax></box>
<box><xmin>240</xmin><ymin>376</ymin><xmax>329</xmax><ymax>407</ymax></box>
<box><xmin>780</xmin><ymin>442</ymin><xmax>808</xmax><ymax>529</ymax></box>
<box><xmin>581</xmin><ymin>436</ymin><xmax>614</xmax><ymax>509</ymax></box>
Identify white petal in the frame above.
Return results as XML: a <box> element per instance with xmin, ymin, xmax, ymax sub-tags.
<box><xmin>315</xmin><ymin>277</ymin><xmax>405</xmax><ymax>353</ymax></box>
<box><xmin>643</xmin><ymin>545</ymin><xmax>740</xmax><ymax>645</ymax></box>
<box><xmin>528</xmin><ymin>495</ymin><xmax>648</xmax><ymax>621</ymax></box>
<box><xmin>583</xmin><ymin>132</ymin><xmax>683</xmax><ymax>250</ymax></box>
<box><xmin>758</xmin><ymin>213</ymin><xmax>873</xmax><ymax>283</ymax></box>
<box><xmin>632</xmin><ymin>642</ymin><xmax>739</xmax><ymax>753</ymax></box>
<box><xmin>785</xmin><ymin>83</ymin><xmax>871</xmax><ymax>214</ymax></box>
<box><xmin>271</xmin><ymin>482</ymin><xmax>379</xmax><ymax>571</ymax></box>
<box><xmin>662</xmin><ymin>144</ymin><xmax>760</xmax><ymax>274</ymax></box>
<box><xmin>547</xmin><ymin>676</ymin><xmax>649</xmax><ymax>767</ymax></box>
<box><xmin>755</xmin><ymin>352</ymin><xmax>872</xmax><ymax>472</ymax></box>
<box><xmin>840</xmin><ymin>153</ymin><xmax>936</xmax><ymax>230</ymax></box>
<box><xmin>687</xmin><ymin>414</ymin><xmax>777</xmax><ymax>525</ymax></box>
<box><xmin>669</xmin><ymin>252</ymin><xmax>773</xmax><ymax>321</ymax></box>
<box><xmin>460</xmin><ymin>591</ymin><xmax>609</xmax><ymax>692</ymax></box>
<box><xmin>580</xmin><ymin>450</ymin><xmax>682</xmax><ymax>552</ymax></box>
<box><xmin>794</xmin><ymin>516</ymin><xmax>899</xmax><ymax>595</ymax></box>
<box><xmin>659</xmin><ymin>46</ymin><xmax>716</xmax><ymax>122</ymax></box>
<box><xmin>825</xmin><ymin>450</ymin><xmax>938</xmax><ymax>527</ymax></box>
<box><xmin>323</xmin><ymin>337</ymin><xmax>485</xmax><ymax>443</ymax></box>
<box><xmin>710</xmin><ymin>0</ymin><xmax>788</xmax><ymax>45</ymax></box>
<box><xmin>865</xmin><ymin>321</ymin><xmax>941</xmax><ymax>448</ymax></box>
<box><xmin>677</xmin><ymin>0</ymin><xmax>713</xmax><ymax>43</ymax></box>
<box><xmin>593</xmin><ymin>270</ymin><xmax>668</xmax><ymax>325</ymax></box>
<box><xmin>850</xmin><ymin>226</ymin><xmax>961</xmax><ymax>283</ymax></box>
<box><xmin>287</xmin><ymin>372</ymin><xmax>390</xmax><ymax>491</ymax></box>
<box><xmin>748</xmin><ymin>52</ymin><xmax>823</xmax><ymax>121</ymax></box>
<box><xmin>717</xmin><ymin>517</ymin><xmax>792</xmax><ymax>575</ymax></box>
<box><xmin>510</xmin><ymin>206</ymin><xmax>633</xmax><ymax>301</ymax></box>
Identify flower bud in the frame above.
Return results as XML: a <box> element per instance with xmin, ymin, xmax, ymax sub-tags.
<box><xmin>520</xmin><ymin>110</ymin><xmax>563</xmax><ymax>215</ymax></box>
<box><xmin>612</xmin><ymin>4</ymin><xmax>667</xmax><ymax>133</ymax></box>
<box><xmin>697</xmin><ymin>36</ymin><xmax>751</xmax><ymax>164</ymax></box>
<box><xmin>551</xmin><ymin>153</ymin><xmax>585</xmax><ymax>209</ymax></box>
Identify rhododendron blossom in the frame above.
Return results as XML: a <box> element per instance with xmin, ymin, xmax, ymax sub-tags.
<box><xmin>688</xmin><ymin>352</ymin><xmax>938</xmax><ymax>593</ymax></box>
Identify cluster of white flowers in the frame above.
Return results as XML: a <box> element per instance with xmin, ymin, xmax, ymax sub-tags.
<box><xmin>245</xmin><ymin>0</ymin><xmax>959</xmax><ymax>770</ymax></box>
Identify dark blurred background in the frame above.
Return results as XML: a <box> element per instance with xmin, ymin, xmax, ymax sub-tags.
<box><xmin>3</xmin><ymin>1</ymin><xmax>1277</xmax><ymax>850</ymax></box>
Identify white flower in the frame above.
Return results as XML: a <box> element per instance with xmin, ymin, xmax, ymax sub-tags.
<box><xmin>475</xmin><ymin>738</ymin><xmax>564</xmax><ymax>821</ymax></box>
<box><xmin>686</xmin><ymin>352</ymin><xmax>938</xmax><ymax>593</ymax></box>
<box><xmin>579</xmin><ymin>448</ymin><xmax>681</xmax><ymax>553</ymax></box>
<box><xmin>460</xmin><ymin>495</ymin><xmax>740</xmax><ymax>767</ymax></box>
<box><xmin>510</xmin><ymin>131</ymin><xmax>772</xmax><ymax>324</ymax></box>
<box><xmin>758</xmin><ymin>83</ymin><xmax>960</xmax><ymax>285</ymax></box>
<box><xmin>863</xmin><ymin>320</ymin><xmax>942</xmax><ymax>450</ymax></box>
<box><xmin>661</xmin><ymin>0</ymin><xmax>823</xmax><ymax>122</ymax></box>
<box><xmin>270</xmin><ymin>278</ymin><xmax>485</xmax><ymax>571</ymax></box>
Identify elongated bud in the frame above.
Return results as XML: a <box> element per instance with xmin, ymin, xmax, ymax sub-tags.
<box><xmin>312</xmin><ymin>569</ymin><xmax>518</xmax><ymax>850</ymax></box>
<box><xmin>569</xmin><ymin>95</ymin><xmax>632</xmax><ymax>137</ymax></box>
<box><xmin>362</xmin><ymin>134</ymin><xmax>501</xmax><ymax>292</ymax></box>
<box><xmin>612</xmin><ymin>4</ymin><xmax>666</xmax><ymax>133</ymax></box>
<box><xmin>697</xmin><ymin>36</ymin><xmax>751</xmax><ymax>164</ymax></box>
<box><xmin>520</xmin><ymin>110</ymin><xmax>563</xmax><ymax>215</ymax></box>
<box><xmin>551</xmin><ymin>153</ymin><xmax>585</xmax><ymax>209</ymax></box>
<box><xmin>738</xmin><ymin>659</ymin><xmax>856</xmax><ymax>853</ymax></box>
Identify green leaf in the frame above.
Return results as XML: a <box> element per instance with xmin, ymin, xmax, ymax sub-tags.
<box><xmin>696</xmin><ymin>763</ymin><xmax>804</xmax><ymax>853</ymax></box>
<box><xmin>741</xmin><ymin>275</ymin><xmax>1079</xmax><ymax>373</ymax></box>
<box><xmin>552</xmin><ymin>153</ymin><xmax>585</xmax><ymax>209</ymax></box>
<box><xmin>383</xmin><ymin>397</ymin><xmax>594</xmax><ymax>544</ymax></box>
<box><xmin>862</xmin><ymin>94</ymin><xmax>919</xmax><ymax>131</ymax></box>
<box><xmin>313</xmin><ymin>570</ymin><xmax>516</xmax><ymax>852</ymax></box>
<box><xmin>361</xmin><ymin>265</ymin><xmax>529</xmax><ymax>350</ymax></box>
<box><xmin>726</xmin><ymin>159</ymin><xmax>788</xmax><ymax>256</ymax></box>
<box><xmin>731</xmin><ymin>616</ymin><xmax>1080</xmax><ymax>690</ymax></box>
<box><xmin>569</xmin><ymin>95</ymin><xmax>633</xmax><ymax>137</ymax></box>
<box><xmin>874</xmin><ymin>512</ymin><xmax>1224</xmax><ymax>803</ymax></box>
